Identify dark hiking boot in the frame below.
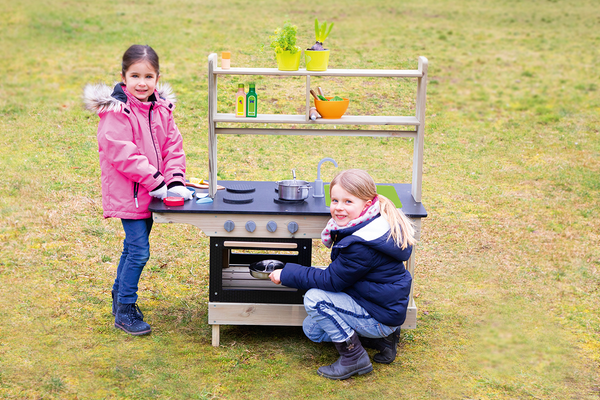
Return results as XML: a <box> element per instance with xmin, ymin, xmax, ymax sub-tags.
<box><xmin>114</xmin><ymin>302</ymin><xmax>151</xmax><ymax>336</ymax></box>
<box><xmin>112</xmin><ymin>291</ymin><xmax>143</xmax><ymax>319</ymax></box>
<box><xmin>317</xmin><ymin>332</ymin><xmax>373</xmax><ymax>380</ymax></box>
<box><xmin>360</xmin><ymin>327</ymin><xmax>401</xmax><ymax>364</ymax></box>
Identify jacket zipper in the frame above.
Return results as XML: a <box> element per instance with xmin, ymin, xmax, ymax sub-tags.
<box><xmin>133</xmin><ymin>182</ymin><xmax>139</xmax><ymax>208</ymax></box>
<box><xmin>131</xmin><ymin>102</ymin><xmax>159</xmax><ymax>209</ymax></box>
<box><xmin>148</xmin><ymin>102</ymin><xmax>160</xmax><ymax>169</ymax></box>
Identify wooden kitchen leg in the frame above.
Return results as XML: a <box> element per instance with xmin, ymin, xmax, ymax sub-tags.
<box><xmin>212</xmin><ymin>325</ymin><xmax>220</xmax><ymax>347</ymax></box>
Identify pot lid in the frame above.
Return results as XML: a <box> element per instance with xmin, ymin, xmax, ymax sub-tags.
<box><xmin>226</xmin><ymin>183</ymin><xmax>256</xmax><ymax>194</ymax></box>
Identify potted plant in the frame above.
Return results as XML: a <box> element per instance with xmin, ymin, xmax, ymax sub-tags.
<box><xmin>270</xmin><ymin>21</ymin><xmax>302</xmax><ymax>71</ymax></box>
<box><xmin>305</xmin><ymin>18</ymin><xmax>334</xmax><ymax>71</ymax></box>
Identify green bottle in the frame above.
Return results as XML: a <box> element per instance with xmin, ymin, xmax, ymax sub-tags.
<box><xmin>246</xmin><ymin>83</ymin><xmax>257</xmax><ymax>117</ymax></box>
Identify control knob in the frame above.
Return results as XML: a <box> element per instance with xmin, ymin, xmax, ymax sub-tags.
<box><xmin>245</xmin><ymin>221</ymin><xmax>256</xmax><ymax>233</ymax></box>
<box><xmin>223</xmin><ymin>220</ymin><xmax>235</xmax><ymax>232</ymax></box>
<box><xmin>287</xmin><ymin>221</ymin><xmax>299</xmax><ymax>234</ymax></box>
<box><xmin>266</xmin><ymin>221</ymin><xmax>277</xmax><ymax>233</ymax></box>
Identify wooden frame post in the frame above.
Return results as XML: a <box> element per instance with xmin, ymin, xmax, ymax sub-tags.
<box><xmin>412</xmin><ymin>56</ymin><xmax>428</xmax><ymax>203</ymax></box>
<box><xmin>208</xmin><ymin>53</ymin><xmax>218</xmax><ymax>198</ymax></box>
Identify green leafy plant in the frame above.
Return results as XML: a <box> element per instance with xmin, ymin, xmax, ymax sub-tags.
<box><xmin>269</xmin><ymin>21</ymin><xmax>300</xmax><ymax>54</ymax></box>
<box><xmin>317</xmin><ymin>95</ymin><xmax>344</xmax><ymax>101</ymax></box>
<box><xmin>309</xmin><ymin>18</ymin><xmax>334</xmax><ymax>50</ymax></box>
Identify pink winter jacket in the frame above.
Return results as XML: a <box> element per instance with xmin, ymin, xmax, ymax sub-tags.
<box><xmin>84</xmin><ymin>82</ymin><xmax>187</xmax><ymax>219</ymax></box>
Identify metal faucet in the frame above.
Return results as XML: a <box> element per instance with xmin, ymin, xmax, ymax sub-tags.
<box><xmin>313</xmin><ymin>157</ymin><xmax>338</xmax><ymax>198</ymax></box>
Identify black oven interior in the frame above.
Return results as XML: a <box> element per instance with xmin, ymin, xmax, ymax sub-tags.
<box><xmin>209</xmin><ymin>237</ymin><xmax>312</xmax><ymax>304</ymax></box>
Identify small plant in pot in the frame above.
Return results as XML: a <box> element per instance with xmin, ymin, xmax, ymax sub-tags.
<box><xmin>270</xmin><ymin>20</ymin><xmax>302</xmax><ymax>71</ymax></box>
<box><xmin>305</xmin><ymin>18</ymin><xmax>334</xmax><ymax>71</ymax></box>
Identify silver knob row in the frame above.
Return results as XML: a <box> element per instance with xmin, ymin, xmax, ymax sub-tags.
<box><xmin>223</xmin><ymin>220</ymin><xmax>299</xmax><ymax>234</ymax></box>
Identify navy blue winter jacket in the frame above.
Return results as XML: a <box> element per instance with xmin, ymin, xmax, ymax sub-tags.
<box><xmin>280</xmin><ymin>215</ymin><xmax>413</xmax><ymax>327</ymax></box>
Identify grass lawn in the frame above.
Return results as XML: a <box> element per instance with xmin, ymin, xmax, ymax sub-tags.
<box><xmin>1</xmin><ymin>0</ymin><xmax>599</xmax><ymax>398</ymax></box>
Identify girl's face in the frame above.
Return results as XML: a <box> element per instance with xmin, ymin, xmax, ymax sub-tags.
<box><xmin>121</xmin><ymin>61</ymin><xmax>159</xmax><ymax>102</ymax></box>
<box><xmin>330</xmin><ymin>184</ymin><xmax>372</xmax><ymax>227</ymax></box>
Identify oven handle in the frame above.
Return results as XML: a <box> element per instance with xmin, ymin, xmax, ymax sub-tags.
<box><xmin>223</xmin><ymin>241</ymin><xmax>298</xmax><ymax>249</ymax></box>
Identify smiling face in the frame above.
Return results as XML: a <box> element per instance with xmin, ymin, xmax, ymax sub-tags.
<box><xmin>329</xmin><ymin>184</ymin><xmax>372</xmax><ymax>227</ymax></box>
<box><xmin>121</xmin><ymin>61</ymin><xmax>159</xmax><ymax>102</ymax></box>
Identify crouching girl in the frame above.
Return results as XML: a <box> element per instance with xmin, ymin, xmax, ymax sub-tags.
<box><xmin>269</xmin><ymin>169</ymin><xmax>416</xmax><ymax>379</ymax></box>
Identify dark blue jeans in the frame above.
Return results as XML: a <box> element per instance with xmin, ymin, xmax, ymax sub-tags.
<box><xmin>112</xmin><ymin>218</ymin><xmax>153</xmax><ymax>304</ymax></box>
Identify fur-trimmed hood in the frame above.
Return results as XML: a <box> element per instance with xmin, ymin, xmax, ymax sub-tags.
<box><xmin>83</xmin><ymin>82</ymin><xmax>176</xmax><ymax>114</ymax></box>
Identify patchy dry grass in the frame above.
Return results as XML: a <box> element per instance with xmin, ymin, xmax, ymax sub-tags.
<box><xmin>1</xmin><ymin>0</ymin><xmax>599</xmax><ymax>398</ymax></box>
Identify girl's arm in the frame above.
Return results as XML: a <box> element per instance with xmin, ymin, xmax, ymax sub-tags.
<box><xmin>98</xmin><ymin>113</ymin><xmax>164</xmax><ymax>191</ymax></box>
<box><xmin>280</xmin><ymin>244</ymin><xmax>375</xmax><ymax>292</ymax></box>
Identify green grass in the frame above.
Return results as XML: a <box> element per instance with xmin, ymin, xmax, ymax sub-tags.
<box><xmin>1</xmin><ymin>0</ymin><xmax>599</xmax><ymax>398</ymax></box>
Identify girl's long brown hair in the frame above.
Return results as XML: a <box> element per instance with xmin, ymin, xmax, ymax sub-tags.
<box><xmin>330</xmin><ymin>169</ymin><xmax>416</xmax><ymax>249</ymax></box>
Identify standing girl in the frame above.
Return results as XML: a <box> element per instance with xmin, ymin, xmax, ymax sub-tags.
<box><xmin>269</xmin><ymin>169</ymin><xmax>416</xmax><ymax>379</ymax></box>
<box><xmin>84</xmin><ymin>45</ymin><xmax>192</xmax><ymax>335</ymax></box>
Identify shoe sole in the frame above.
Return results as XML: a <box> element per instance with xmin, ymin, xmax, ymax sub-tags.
<box><xmin>373</xmin><ymin>356</ymin><xmax>394</xmax><ymax>364</ymax></box>
<box><xmin>317</xmin><ymin>364</ymin><xmax>373</xmax><ymax>380</ymax></box>
<box><xmin>114</xmin><ymin>322</ymin><xmax>151</xmax><ymax>336</ymax></box>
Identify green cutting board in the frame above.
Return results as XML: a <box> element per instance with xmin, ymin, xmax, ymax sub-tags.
<box><xmin>324</xmin><ymin>184</ymin><xmax>403</xmax><ymax>208</ymax></box>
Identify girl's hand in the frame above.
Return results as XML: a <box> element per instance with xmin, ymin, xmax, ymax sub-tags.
<box><xmin>149</xmin><ymin>185</ymin><xmax>168</xmax><ymax>199</ymax></box>
<box><xmin>269</xmin><ymin>269</ymin><xmax>282</xmax><ymax>285</ymax></box>
<box><xmin>168</xmin><ymin>185</ymin><xmax>193</xmax><ymax>200</ymax></box>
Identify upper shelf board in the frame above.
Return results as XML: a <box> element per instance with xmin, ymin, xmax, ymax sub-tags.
<box><xmin>212</xmin><ymin>67</ymin><xmax>424</xmax><ymax>78</ymax></box>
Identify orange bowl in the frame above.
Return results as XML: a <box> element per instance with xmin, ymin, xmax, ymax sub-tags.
<box><xmin>314</xmin><ymin>96</ymin><xmax>350</xmax><ymax>119</ymax></box>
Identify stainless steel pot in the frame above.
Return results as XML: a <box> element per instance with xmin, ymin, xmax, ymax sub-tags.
<box><xmin>276</xmin><ymin>170</ymin><xmax>311</xmax><ymax>201</ymax></box>
<box><xmin>276</xmin><ymin>180</ymin><xmax>310</xmax><ymax>200</ymax></box>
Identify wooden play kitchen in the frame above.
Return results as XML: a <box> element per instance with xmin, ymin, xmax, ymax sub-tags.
<box><xmin>149</xmin><ymin>53</ymin><xmax>429</xmax><ymax>346</ymax></box>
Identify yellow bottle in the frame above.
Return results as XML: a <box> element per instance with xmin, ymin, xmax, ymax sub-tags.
<box><xmin>235</xmin><ymin>83</ymin><xmax>246</xmax><ymax>117</ymax></box>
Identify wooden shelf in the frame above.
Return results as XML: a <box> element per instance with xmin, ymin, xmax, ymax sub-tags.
<box><xmin>214</xmin><ymin>113</ymin><xmax>420</xmax><ymax>126</ymax></box>
<box><xmin>207</xmin><ymin>52</ymin><xmax>428</xmax><ymax>203</ymax></box>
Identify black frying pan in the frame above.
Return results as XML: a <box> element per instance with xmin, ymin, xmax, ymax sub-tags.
<box><xmin>249</xmin><ymin>260</ymin><xmax>285</xmax><ymax>279</ymax></box>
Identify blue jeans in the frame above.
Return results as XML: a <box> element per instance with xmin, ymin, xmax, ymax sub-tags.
<box><xmin>303</xmin><ymin>288</ymin><xmax>399</xmax><ymax>343</ymax></box>
<box><xmin>112</xmin><ymin>218</ymin><xmax>153</xmax><ymax>304</ymax></box>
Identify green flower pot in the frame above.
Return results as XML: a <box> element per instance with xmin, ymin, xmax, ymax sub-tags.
<box><xmin>305</xmin><ymin>50</ymin><xmax>330</xmax><ymax>71</ymax></box>
<box><xmin>276</xmin><ymin>47</ymin><xmax>302</xmax><ymax>71</ymax></box>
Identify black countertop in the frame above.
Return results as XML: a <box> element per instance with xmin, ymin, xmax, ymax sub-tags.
<box><xmin>149</xmin><ymin>181</ymin><xmax>427</xmax><ymax>218</ymax></box>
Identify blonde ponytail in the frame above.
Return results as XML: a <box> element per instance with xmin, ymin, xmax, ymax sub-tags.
<box><xmin>378</xmin><ymin>195</ymin><xmax>416</xmax><ymax>250</ymax></box>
